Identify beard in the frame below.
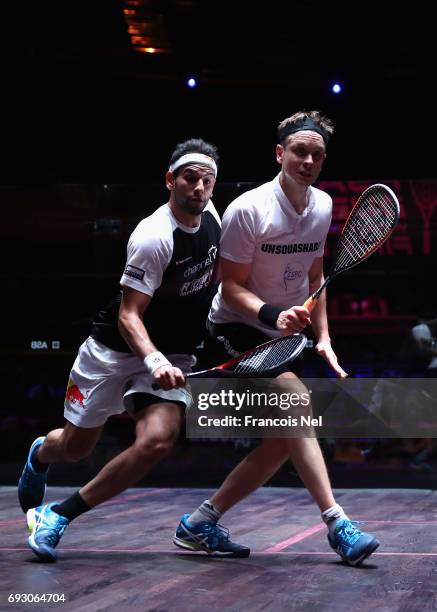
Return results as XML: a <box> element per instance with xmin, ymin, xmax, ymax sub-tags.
<box><xmin>176</xmin><ymin>194</ymin><xmax>208</xmax><ymax>216</ymax></box>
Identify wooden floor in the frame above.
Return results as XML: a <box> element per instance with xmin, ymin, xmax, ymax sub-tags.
<box><xmin>2</xmin><ymin>486</ymin><xmax>437</xmax><ymax>611</ymax></box>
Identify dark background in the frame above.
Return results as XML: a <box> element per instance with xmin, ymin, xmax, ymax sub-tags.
<box><xmin>1</xmin><ymin>1</ymin><xmax>436</xmax><ymax>486</ymax></box>
<box><xmin>1</xmin><ymin>1</ymin><xmax>435</xmax><ymax>184</ymax></box>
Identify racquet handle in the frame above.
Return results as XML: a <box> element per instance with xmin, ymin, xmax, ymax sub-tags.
<box><xmin>303</xmin><ymin>295</ymin><xmax>319</xmax><ymax>313</ymax></box>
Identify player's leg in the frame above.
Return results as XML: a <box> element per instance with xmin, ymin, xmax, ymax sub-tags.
<box><xmin>174</xmin><ymin>322</ymin><xmax>272</xmax><ymax>557</ymax></box>
<box><xmin>184</xmin><ymin>431</ymin><xmax>334</xmax><ymax>520</ymax></box>
<box><xmin>19</xmin><ymin>337</ymin><xmax>114</xmax><ymax>514</ymax></box>
<box><xmin>173</xmin><ymin>440</ymin><xmax>285</xmax><ymax>558</ymax></box>
<box><xmin>196</xmin><ymin>373</ymin><xmax>330</xmax><ymax>513</ymax></box>
<box><xmin>27</xmin><ymin>349</ymin><xmax>204</xmax><ymax>562</ymax></box>
<box><xmin>27</xmin><ymin>399</ymin><xmax>183</xmax><ymax>562</ymax></box>
<box><xmin>18</xmin><ymin>422</ymin><xmax>103</xmax><ymax>514</ymax></box>
<box><xmin>184</xmin><ymin>431</ymin><xmax>378</xmax><ymax>565</ymax></box>
<box><xmin>286</xmin><ymin>435</ymin><xmax>379</xmax><ymax>565</ymax></box>
<box><xmin>79</xmin><ymin>400</ymin><xmax>183</xmax><ymax>507</ymax></box>
<box><xmin>183</xmin><ymin>367</ymin><xmax>379</xmax><ymax>565</ymax></box>
<box><xmin>37</xmin><ymin>423</ymin><xmax>104</xmax><ymax>463</ymax></box>
<box><xmin>209</xmin><ymin>440</ymin><xmax>289</xmax><ymax>513</ymax></box>
<box><xmin>24</xmin><ymin>337</ymin><xmax>132</xmax><ymax>561</ymax></box>
<box><xmin>23</xmin><ymin>423</ymin><xmax>104</xmax><ymax>562</ymax></box>
<box><xmin>274</xmin><ymin>371</ymin><xmax>379</xmax><ymax>565</ymax></box>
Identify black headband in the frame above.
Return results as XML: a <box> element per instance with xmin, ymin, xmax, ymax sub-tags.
<box><xmin>278</xmin><ymin>116</ymin><xmax>330</xmax><ymax>144</ymax></box>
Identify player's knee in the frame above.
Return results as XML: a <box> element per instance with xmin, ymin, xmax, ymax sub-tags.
<box><xmin>134</xmin><ymin>433</ymin><xmax>176</xmax><ymax>460</ymax></box>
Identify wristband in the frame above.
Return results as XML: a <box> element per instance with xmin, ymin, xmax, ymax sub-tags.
<box><xmin>144</xmin><ymin>351</ymin><xmax>171</xmax><ymax>374</ymax></box>
<box><xmin>258</xmin><ymin>304</ymin><xmax>282</xmax><ymax>329</ymax></box>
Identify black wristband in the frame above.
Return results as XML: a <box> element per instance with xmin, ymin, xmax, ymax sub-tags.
<box><xmin>258</xmin><ymin>304</ymin><xmax>282</xmax><ymax>329</ymax></box>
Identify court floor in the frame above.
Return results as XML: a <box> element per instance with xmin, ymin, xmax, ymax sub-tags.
<box><xmin>2</xmin><ymin>486</ymin><xmax>437</xmax><ymax>611</ymax></box>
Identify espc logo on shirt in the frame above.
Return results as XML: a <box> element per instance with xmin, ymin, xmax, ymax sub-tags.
<box><xmin>283</xmin><ymin>263</ymin><xmax>303</xmax><ymax>289</ymax></box>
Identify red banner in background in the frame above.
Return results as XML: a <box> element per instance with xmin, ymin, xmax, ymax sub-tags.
<box><xmin>318</xmin><ymin>179</ymin><xmax>437</xmax><ymax>256</ymax></box>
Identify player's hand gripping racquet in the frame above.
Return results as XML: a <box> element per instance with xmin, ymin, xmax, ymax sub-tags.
<box><xmin>152</xmin><ymin>333</ymin><xmax>307</xmax><ymax>388</ymax></box>
<box><xmin>303</xmin><ymin>184</ymin><xmax>400</xmax><ymax>312</ymax></box>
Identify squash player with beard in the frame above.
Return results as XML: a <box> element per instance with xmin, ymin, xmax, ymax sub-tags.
<box><xmin>19</xmin><ymin>138</ymin><xmax>249</xmax><ymax>562</ymax></box>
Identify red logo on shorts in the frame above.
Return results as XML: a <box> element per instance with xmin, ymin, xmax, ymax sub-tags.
<box><xmin>66</xmin><ymin>379</ymin><xmax>87</xmax><ymax>408</ymax></box>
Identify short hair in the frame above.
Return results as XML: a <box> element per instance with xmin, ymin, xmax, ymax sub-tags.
<box><xmin>169</xmin><ymin>138</ymin><xmax>219</xmax><ymax>174</ymax></box>
<box><xmin>277</xmin><ymin>110</ymin><xmax>334</xmax><ymax>145</ymax></box>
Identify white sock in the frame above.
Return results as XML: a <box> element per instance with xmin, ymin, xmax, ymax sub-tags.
<box><xmin>321</xmin><ymin>503</ymin><xmax>349</xmax><ymax>535</ymax></box>
<box><xmin>188</xmin><ymin>500</ymin><xmax>222</xmax><ymax>525</ymax></box>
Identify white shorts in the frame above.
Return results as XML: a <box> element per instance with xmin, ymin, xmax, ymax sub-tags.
<box><xmin>64</xmin><ymin>337</ymin><xmax>195</xmax><ymax>429</ymax></box>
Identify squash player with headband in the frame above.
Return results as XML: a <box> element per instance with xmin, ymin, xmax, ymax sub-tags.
<box><xmin>18</xmin><ymin>139</ymin><xmax>249</xmax><ymax>562</ymax></box>
<box><xmin>174</xmin><ymin>111</ymin><xmax>380</xmax><ymax>566</ymax></box>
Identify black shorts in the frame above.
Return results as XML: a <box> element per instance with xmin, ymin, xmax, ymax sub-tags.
<box><xmin>196</xmin><ymin>321</ymin><xmax>310</xmax><ymax>429</ymax></box>
<box><xmin>130</xmin><ymin>392</ymin><xmax>186</xmax><ymax>415</ymax></box>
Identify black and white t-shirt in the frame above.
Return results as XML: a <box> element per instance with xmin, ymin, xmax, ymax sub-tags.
<box><xmin>209</xmin><ymin>174</ymin><xmax>332</xmax><ymax>337</ymax></box>
<box><xmin>91</xmin><ymin>201</ymin><xmax>221</xmax><ymax>353</ymax></box>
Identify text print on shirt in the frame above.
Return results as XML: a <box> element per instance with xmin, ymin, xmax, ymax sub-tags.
<box><xmin>180</xmin><ymin>245</ymin><xmax>218</xmax><ymax>296</ymax></box>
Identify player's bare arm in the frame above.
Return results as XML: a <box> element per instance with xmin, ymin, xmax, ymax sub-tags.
<box><xmin>307</xmin><ymin>256</ymin><xmax>330</xmax><ymax>343</ymax></box>
<box><xmin>220</xmin><ymin>257</ymin><xmax>262</xmax><ymax>317</ymax></box>
<box><xmin>220</xmin><ymin>257</ymin><xmax>310</xmax><ymax>334</ymax></box>
<box><xmin>307</xmin><ymin>257</ymin><xmax>347</xmax><ymax>378</ymax></box>
<box><xmin>118</xmin><ymin>286</ymin><xmax>184</xmax><ymax>389</ymax></box>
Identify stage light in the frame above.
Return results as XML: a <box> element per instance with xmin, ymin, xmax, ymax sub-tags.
<box><xmin>187</xmin><ymin>77</ymin><xmax>198</xmax><ymax>89</ymax></box>
<box><xmin>331</xmin><ymin>82</ymin><xmax>342</xmax><ymax>94</ymax></box>
<box><xmin>123</xmin><ymin>1</ymin><xmax>171</xmax><ymax>55</ymax></box>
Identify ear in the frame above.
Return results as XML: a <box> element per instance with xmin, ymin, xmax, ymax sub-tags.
<box><xmin>276</xmin><ymin>144</ymin><xmax>284</xmax><ymax>165</ymax></box>
<box><xmin>165</xmin><ymin>170</ymin><xmax>175</xmax><ymax>190</ymax></box>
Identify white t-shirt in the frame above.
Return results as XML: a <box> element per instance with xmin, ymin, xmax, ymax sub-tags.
<box><xmin>209</xmin><ymin>174</ymin><xmax>332</xmax><ymax>337</ymax></box>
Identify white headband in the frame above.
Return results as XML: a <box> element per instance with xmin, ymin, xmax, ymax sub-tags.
<box><xmin>169</xmin><ymin>153</ymin><xmax>217</xmax><ymax>176</ymax></box>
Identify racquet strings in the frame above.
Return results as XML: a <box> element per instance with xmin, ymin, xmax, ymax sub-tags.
<box><xmin>332</xmin><ymin>185</ymin><xmax>399</xmax><ymax>275</ymax></box>
<box><xmin>233</xmin><ymin>334</ymin><xmax>305</xmax><ymax>374</ymax></box>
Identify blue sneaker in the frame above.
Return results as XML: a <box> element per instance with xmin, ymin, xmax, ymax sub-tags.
<box><xmin>328</xmin><ymin>518</ymin><xmax>379</xmax><ymax>565</ymax></box>
<box><xmin>26</xmin><ymin>503</ymin><xmax>69</xmax><ymax>562</ymax></box>
<box><xmin>173</xmin><ymin>514</ymin><xmax>250</xmax><ymax>558</ymax></box>
<box><xmin>18</xmin><ymin>436</ymin><xmax>49</xmax><ymax>513</ymax></box>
